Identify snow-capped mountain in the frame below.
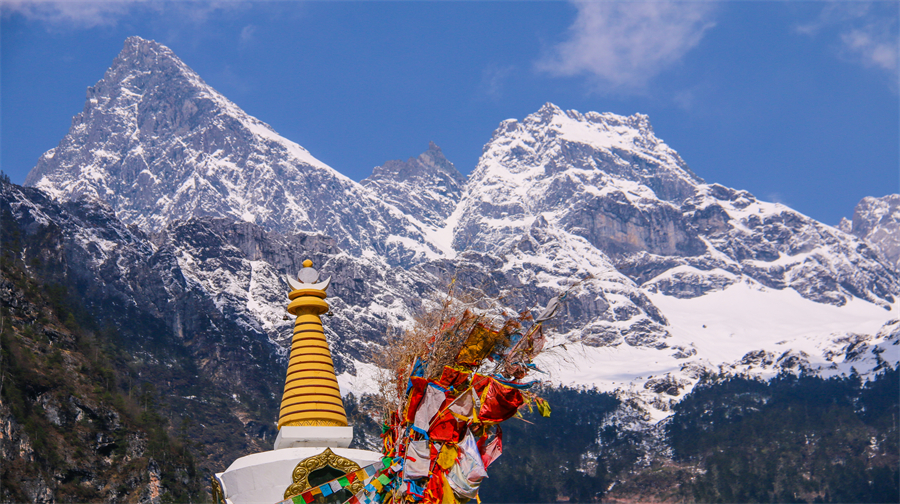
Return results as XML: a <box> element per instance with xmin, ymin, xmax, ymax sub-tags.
<box><xmin>456</xmin><ymin>103</ymin><xmax>896</xmax><ymax>310</ymax></box>
<box><xmin>451</xmin><ymin>104</ymin><xmax>702</xmax><ymax>255</ymax></box>
<box><xmin>25</xmin><ymin>36</ymin><xmax>441</xmax><ymax>266</ymax></box>
<box><xmin>362</xmin><ymin>141</ymin><xmax>465</xmax><ymax>234</ymax></box>
<box><xmin>840</xmin><ymin>194</ymin><xmax>900</xmax><ymax>270</ymax></box>
<box><xmin>20</xmin><ymin>37</ymin><xmax>899</xmax><ymax>425</ymax></box>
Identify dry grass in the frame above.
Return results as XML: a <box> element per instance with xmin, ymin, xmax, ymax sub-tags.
<box><xmin>372</xmin><ymin>286</ymin><xmax>510</xmax><ymax>419</ymax></box>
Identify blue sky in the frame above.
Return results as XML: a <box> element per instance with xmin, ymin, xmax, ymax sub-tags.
<box><xmin>1</xmin><ymin>1</ymin><xmax>898</xmax><ymax>225</ymax></box>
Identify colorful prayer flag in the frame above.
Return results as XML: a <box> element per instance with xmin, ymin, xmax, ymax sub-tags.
<box><xmin>456</xmin><ymin>323</ymin><xmax>506</xmax><ymax>366</ymax></box>
<box><xmin>479</xmin><ymin>427</ymin><xmax>503</xmax><ymax>468</ymax></box>
<box><xmin>438</xmin><ymin>366</ymin><xmax>470</xmax><ymax>390</ymax></box>
<box><xmin>477</xmin><ymin>378</ymin><xmax>523</xmax><ymax>423</ymax></box>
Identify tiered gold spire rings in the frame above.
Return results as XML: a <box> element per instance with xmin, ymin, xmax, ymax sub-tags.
<box><xmin>277</xmin><ymin>260</ymin><xmax>348</xmax><ymax>429</ymax></box>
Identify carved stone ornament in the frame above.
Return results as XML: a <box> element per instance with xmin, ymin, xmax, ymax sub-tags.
<box><xmin>284</xmin><ymin>447</ymin><xmax>364</xmax><ymax>500</ymax></box>
<box><xmin>210</xmin><ymin>475</ymin><xmax>224</xmax><ymax>504</ymax></box>
<box><xmin>283</xmin><ymin>418</ymin><xmax>347</xmax><ymax>428</ymax></box>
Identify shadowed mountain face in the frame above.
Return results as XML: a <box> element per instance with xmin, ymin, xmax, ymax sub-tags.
<box><xmin>13</xmin><ymin>36</ymin><xmax>900</xmax><ymax>493</ymax></box>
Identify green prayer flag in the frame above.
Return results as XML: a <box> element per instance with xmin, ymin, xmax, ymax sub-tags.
<box><xmin>292</xmin><ymin>496</ymin><xmax>303</xmax><ymax>504</ymax></box>
<box><xmin>338</xmin><ymin>476</ymin><xmax>350</xmax><ymax>487</ymax></box>
<box><xmin>382</xmin><ymin>457</ymin><xmax>391</xmax><ymax>469</ymax></box>
<box><xmin>377</xmin><ymin>474</ymin><xmax>391</xmax><ymax>486</ymax></box>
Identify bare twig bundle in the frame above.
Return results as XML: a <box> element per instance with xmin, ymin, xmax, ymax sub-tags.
<box><xmin>373</xmin><ymin>285</ymin><xmax>510</xmax><ymax>420</ymax></box>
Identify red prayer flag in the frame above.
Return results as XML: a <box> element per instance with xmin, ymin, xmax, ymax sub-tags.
<box><xmin>471</xmin><ymin>373</ymin><xmax>491</xmax><ymax>395</ymax></box>
<box><xmin>479</xmin><ymin>426</ymin><xmax>503</xmax><ymax>468</ymax></box>
<box><xmin>422</xmin><ymin>469</ymin><xmax>445</xmax><ymax>504</ymax></box>
<box><xmin>405</xmin><ymin>377</ymin><xmax>428</xmax><ymax>423</ymax></box>
<box><xmin>438</xmin><ymin>366</ymin><xmax>470</xmax><ymax>390</ymax></box>
<box><xmin>477</xmin><ymin>377</ymin><xmax>524</xmax><ymax>423</ymax></box>
<box><xmin>428</xmin><ymin>409</ymin><xmax>465</xmax><ymax>443</ymax></box>
<box><xmin>301</xmin><ymin>491</ymin><xmax>314</xmax><ymax>503</ymax></box>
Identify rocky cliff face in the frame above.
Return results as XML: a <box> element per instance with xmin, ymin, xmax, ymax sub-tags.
<box><xmin>840</xmin><ymin>194</ymin><xmax>900</xmax><ymax>270</ymax></box>
<box><xmin>0</xmin><ymin>181</ymin><xmax>296</xmax><ymax>477</ymax></box>
<box><xmin>0</xmin><ymin>238</ymin><xmax>203</xmax><ymax>503</ymax></box>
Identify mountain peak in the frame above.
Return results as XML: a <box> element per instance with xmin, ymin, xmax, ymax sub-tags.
<box><xmin>112</xmin><ymin>36</ymin><xmax>195</xmax><ymax>80</ymax></box>
<box><xmin>121</xmin><ymin>35</ymin><xmax>168</xmax><ymax>58</ymax></box>
<box><xmin>531</xmin><ymin>102</ymin><xmax>652</xmax><ymax>132</ymax></box>
<box><xmin>365</xmin><ymin>142</ymin><xmax>464</xmax><ymax>185</ymax></box>
<box><xmin>476</xmin><ymin>104</ymin><xmax>702</xmax><ymax>202</ymax></box>
<box><xmin>89</xmin><ymin>36</ymin><xmax>203</xmax><ymax>101</ymax></box>
<box><xmin>22</xmin><ymin>37</ymin><xmax>442</xmax><ymax>266</ymax></box>
<box><xmin>362</xmin><ymin>144</ymin><xmax>466</xmax><ymax>229</ymax></box>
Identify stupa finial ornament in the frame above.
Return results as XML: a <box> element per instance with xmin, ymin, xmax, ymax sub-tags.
<box><xmin>286</xmin><ymin>259</ymin><xmax>331</xmax><ymax>292</ymax></box>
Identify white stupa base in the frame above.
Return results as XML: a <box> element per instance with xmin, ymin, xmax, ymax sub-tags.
<box><xmin>216</xmin><ymin>446</ymin><xmax>382</xmax><ymax>504</ymax></box>
<box><xmin>274</xmin><ymin>426</ymin><xmax>353</xmax><ymax>450</ymax></box>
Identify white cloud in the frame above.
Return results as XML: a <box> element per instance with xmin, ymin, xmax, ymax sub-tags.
<box><xmin>841</xmin><ymin>25</ymin><xmax>898</xmax><ymax>73</ymax></box>
<box><xmin>1</xmin><ymin>0</ymin><xmax>140</xmax><ymax>28</ymax></box>
<box><xmin>536</xmin><ymin>0</ymin><xmax>717</xmax><ymax>91</ymax></box>
<box><xmin>240</xmin><ymin>24</ymin><xmax>256</xmax><ymax>45</ymax></box>
<box><xmin>1</xmin><ymin>0</ymin><xmax>250</xmax><ymax>30</ymax></box>
<box><xmin>766</xmin><ymin>192</ymin><xmax>790</xmax><ymax>207</ymax></box>
<box><xmin>797</xmin><ymin>2</ymin><xmax>898</xmax><ymax>79</ymax></box>
<box><xmin>478</xmin><ymin>63</ymin><xmax>514</xmax><ymax>99</ymax></box>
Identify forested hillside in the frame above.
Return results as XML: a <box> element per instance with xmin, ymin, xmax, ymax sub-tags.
<box><xmin>0</xmin><ymin>224</ymin><xmax>203</xmax><ymax>502</ymax></box>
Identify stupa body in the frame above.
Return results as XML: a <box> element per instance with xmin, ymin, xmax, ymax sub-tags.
<box><xmin>213</xmin><ymin>261</ymin><xmax>382</xmax><ymax>504</ymax></box>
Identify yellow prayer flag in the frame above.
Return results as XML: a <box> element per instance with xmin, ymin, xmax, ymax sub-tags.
<box><xmin>436</xmin><ymin>444</ymin><xmax>458</xmax><ymax>470</ymax></box>
<box><xmin>442</xmin><ymin>472</ymin><xmax>458</xmax><ymax>504</ymax></box>
<box><xmin>456</xmin><ymin>323</ymin><xmax>508</xmax><ymax>366</ymax></box>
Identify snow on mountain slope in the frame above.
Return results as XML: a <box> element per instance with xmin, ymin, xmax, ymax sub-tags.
<box><xmin>539</xmin><ymin>279</ymin><xmax>897</xmax><ymax>421</ymax></box>
<box><xmin>25</xmin><ymin>36</ymin><xmax>441</xmax><ymax>266</ymax></box>
<box><xmin>151</xmin><ymin>216</ymin><xmax>445</xmax><ymax>376</ymax></box>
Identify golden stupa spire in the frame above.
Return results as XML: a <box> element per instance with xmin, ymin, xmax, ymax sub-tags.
<box><xmin>278</xmin><ymin>260</ymin><xmax>348</xmax><ymax>429</ymax></box>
